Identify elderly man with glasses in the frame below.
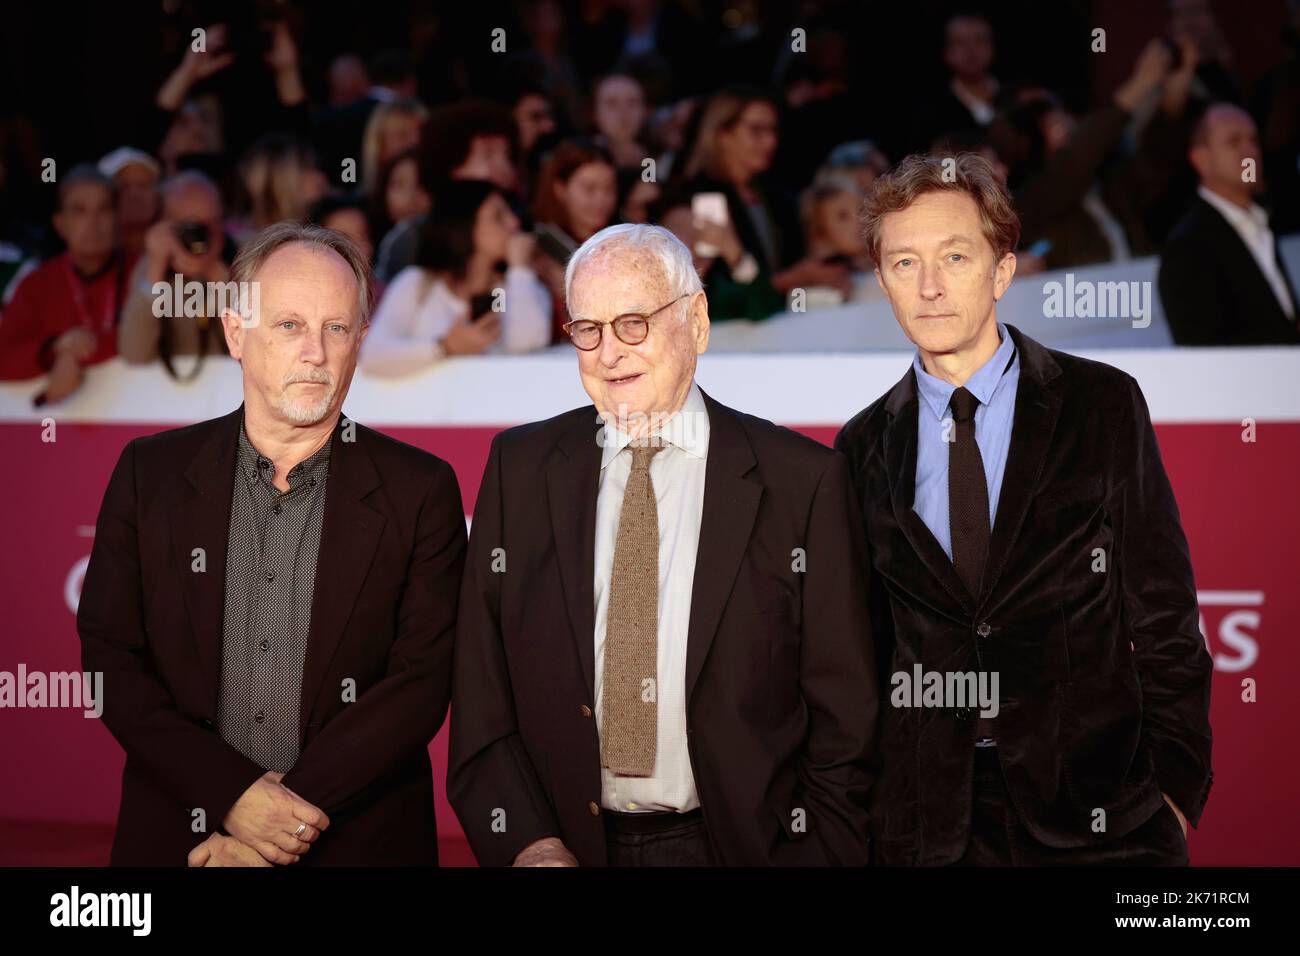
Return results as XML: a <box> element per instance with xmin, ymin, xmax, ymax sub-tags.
<box><xmin>448</xmin><ymin>223</ymin><xmax>878</xmax><ymax>867</ymax></box>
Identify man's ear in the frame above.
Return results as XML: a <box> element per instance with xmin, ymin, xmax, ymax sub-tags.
<box><xmin>874</xmin><ymin>267</ymin><xmax>890</xmax><ymax>299</ymax></box>
<box><xmin>692</xmin><ymin>293</ymin><xmax>711</xmax><ymax>355</ymax></box>
<box><xmin>220</xmin><ymin>309</ymin><xmax>245</xmax><ymax>360</ymax></box>
<box><xmin>993</xmin><ymin>252</ymin><xmax>1016</xmax><ymax>300</ymax></box>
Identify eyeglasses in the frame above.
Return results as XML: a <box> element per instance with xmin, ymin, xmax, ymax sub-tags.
<box><xmin>562</xmin><ymin>293</ymin><xmax>692</xmax><ymax>351</ymax></box>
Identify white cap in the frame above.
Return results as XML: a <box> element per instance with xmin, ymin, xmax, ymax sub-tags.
<box><xmin>98</xmin><ymin>147</ymin><xmax>160</xmax><ymax>179</ymax></box>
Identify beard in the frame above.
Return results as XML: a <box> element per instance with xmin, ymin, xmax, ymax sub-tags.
<box><xmin>277</xmin><ymin>368</ymin><xmax>338</xmax><ymax>425</ymax></box>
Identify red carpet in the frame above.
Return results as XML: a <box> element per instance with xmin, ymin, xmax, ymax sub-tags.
<box><xmin>0</xmin><ymin>820</ymin><xmax>478</xmax><ymax>866</ymax></box>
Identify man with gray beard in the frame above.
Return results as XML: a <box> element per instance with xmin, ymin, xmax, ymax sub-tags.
<box><xmin>78</xmin><ymin>222</ymin><xmax>467</xmax><ymax>865</ymax></box>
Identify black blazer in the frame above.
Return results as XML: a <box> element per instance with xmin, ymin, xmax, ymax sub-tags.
<box><xmin>77</xmin><ymin>406</ymin><xmax>467</xmax><ymax>866</ymax></box>
<box><xmin>1158</xmin><ymin>195</ymin><xmax>1300</xmax><ymax>345</ymax></box>
<box><xmin>835</xmin><ymin>326</ymin><xmax>1213</xmax><ymax>866</ymax></box>
<box><xmin>448</xmin><ymin>389</ymin><xmax>878</xmax><ymax>866</ymax></box>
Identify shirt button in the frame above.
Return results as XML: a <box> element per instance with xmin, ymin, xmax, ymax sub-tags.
<box><xmin>259</xmin><ymin>639</ymin><xmax>269</xmax><ymax>651</ymax></box>
<box><xmin>977</xmin><ymin>622</ymin><xmax>992</xmax><ymax>638</ymax></box>
<box><xmin>272</xmin><ymin>503</ymin><xmax>282</xmax><ymax>514</ymax></box>
<box><xmin>253</xmin><ymin>710</ymin><xmax>265</xmax><ymax>723</ymax></box>
<box><xmin>588</xmin><ymin>802</ymin><xmax>600</xmax><ymax>817</ymax></box>
<box><xmin>265</xmin><ymin>570</ymin><xmax>275</xmax><ymax>582</ymax></box>
<box><xmin>308</xmin><ymin>478</ymin><xmax>316</xmax><ymax>487</ymax></box>
<box><xmin>580</xmin><ymin>704</ymin><xmax>592</xmax><ymax>718</ymax></box>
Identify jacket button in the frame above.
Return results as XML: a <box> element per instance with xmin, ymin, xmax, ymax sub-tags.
<box><xmin>580</xmin><ymin>704</ymin><xmax>593</xmax><ymax>718</ymax></box>
<box><xmin>588</xmin><ymin>802</ymin><xmax>600</xmax><ymax>817</ymax></box>
<box><xmin>953</xmin><ymin>707</ymin><xmax>971</xmax><ymax>720</ymax></box>
<box><xmin>977</xmin><ymin>622</ymin><xmax>992</xmax><ymax>638</ymax></box>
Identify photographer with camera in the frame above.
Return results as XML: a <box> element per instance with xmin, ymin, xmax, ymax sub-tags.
<box><xmin>118</xmin><ymin>171</ymin><xmax>236</xmax><ymax>378</ymax></box>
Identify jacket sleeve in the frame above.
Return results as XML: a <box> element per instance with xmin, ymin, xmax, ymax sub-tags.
<box><xmin>0</xmin><ymin>271</ymin><xmax>55</xmax><ymax>380</ymax></box>
<box><xmin>498</xmin><ymin>267</ymin><xmax>553</xmax><ymax>354</ymax></box>
<box><xmin>1117</xmin><ymin>376</ymin><xmax>1214</xmax><ymax>826</ymax></box>
<box><xmin>1016</xmin><ymin>104</ymin><xmax>1130</xmax><ymax>242</ymax></box>
<box><xmin>359</xmin><ymin>268</ymin><xmax>447</xmax><ymax>378</ymax></box>
<box><xmin>446</xmin><ymin>434</ymin><xmax>562</xmax><ymax>866</ymax></box>
<box><xmin>77</xmin><ymin>439</ymin><xmax>267</xmax><ymax>824</ymax></box>
<box><xmin>279</xmin><ymin>458</ymin><xmax>467</xmax><ymax>815</ymax></box>
<box><xmin>790</xmin><ymin>450</ymin><xmax>878</xmax><ymax>865</ymax></box>
<box><xmin>1157</xmin><ymin>234</ymin><xmax>1224</xmax><ymax>345</ymax></box>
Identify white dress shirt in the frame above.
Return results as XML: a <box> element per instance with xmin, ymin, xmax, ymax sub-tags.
<box><xmin>1198</xmin><ymin>185</ymin><xmax>1296</xmax><ymax>319</ymax></box>
<box><xmin>950</xmin><ymin>77</ymin><xmax>998</xmax><ymax>126</ymax></box>
<box><xmin>593</xmin><ymin>382</ymin><xmax>710</xmax><ymax>812</ymax></box>
<box><xmin>360</xmin><ymin>265</ymin><xmax>552</xmax><ymax>376</ymax></box>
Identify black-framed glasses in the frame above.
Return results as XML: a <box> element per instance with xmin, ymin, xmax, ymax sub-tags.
<box><xmin>562</xmin><ymin>293</ymin><xmax>692</xmax><ymax>351</ymax></box>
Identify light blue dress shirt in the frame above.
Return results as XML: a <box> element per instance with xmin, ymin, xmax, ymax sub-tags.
<box><xmin>912</xmin><ymin>323</ymin><xmax>1020</xmax><ymax>561</ymax></box>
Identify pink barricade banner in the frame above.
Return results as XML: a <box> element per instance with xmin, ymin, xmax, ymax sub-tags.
<box><xmin>2</xmin><ymin>348</ymin><xmax>1297</xmax><ymax>864</ymax></box>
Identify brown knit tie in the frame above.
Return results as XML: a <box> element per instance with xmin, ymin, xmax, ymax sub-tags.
<box><xmin>601</xmin><ymin>442</ymin><xmax>663</xmax><ymax>776</ymax></box>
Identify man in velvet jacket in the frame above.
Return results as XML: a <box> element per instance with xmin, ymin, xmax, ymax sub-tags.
<box><xmin>448</xmin><ymin>224</ymin><xmax>877</xmax><ymax>867</ymax></box>
<box><xmin>835</xmin><ymin>153</ymin><xmax>1213</xmax><ymax>865</ymax></box>
<box><xmin>78</xmin><ymin>223</ymin><xmax>466</xmax><ymax>866</ymax></box>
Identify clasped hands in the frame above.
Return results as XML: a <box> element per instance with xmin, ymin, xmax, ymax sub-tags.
<box><xmin>187</xmin><ymin>771</ymin><xmax>330</xmax><ymax>867</ymax></box>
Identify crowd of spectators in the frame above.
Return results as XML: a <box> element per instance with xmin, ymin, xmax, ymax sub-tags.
<box><xmin>1</xmin><ymin>0</ymin><xmax>1297</xmax><ymax>402</ymax></box>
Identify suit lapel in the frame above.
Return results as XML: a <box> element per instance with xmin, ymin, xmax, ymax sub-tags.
<box><xmin>881</xmin><ymin>371</ymin><xmax>973</xmax><ymax>616</ymax></box>
<box><xmin>684</xmin><ymin>390</ymin><xmax>762</xmax><ymax>704</ymax></box>
<box><xmin>981</xmin><ymin>327</ymin><xmax>1064</xmax><ymax>603</ymax></box>
<box><xmin>170</xmin><ymin>407</ymin><xmax>242</xmax><ymax>718</ymax></box>
<box><xmin>299</xmin><ymin>412</ymin><xmax>385</xmax><ymax>728</ymax></box>
<box><xmin>549</xmin><ymin>410</ymin><xmax>601</xmax><ymax>699</ymax></box>
<box><xmin>1201</xmin><ymin>198</ymin><xmax>1293</xmax><ymax>323</ymax></box>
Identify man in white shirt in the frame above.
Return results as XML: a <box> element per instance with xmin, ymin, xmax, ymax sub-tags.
<box><xmin>1158</xmin><ymin>103</ymin><xmax>1300</xmax><ymax>345</ymax></box>
<box><xmin>448</xmin><ymin>224</ymin><xmax>878</xmax><ymax>866</ymax></box>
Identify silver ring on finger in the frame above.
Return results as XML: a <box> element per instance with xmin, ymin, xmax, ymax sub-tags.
<box><xmin>294</xmin><ymin>823</ymin><xmax>306</xmax><ymax>838</ymax></box>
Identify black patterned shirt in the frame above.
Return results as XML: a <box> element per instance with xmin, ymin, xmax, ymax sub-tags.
<box><xmin>216</xmin><ymin>418</ymin><xmax>332</xmax><ymax>771</ymax></box>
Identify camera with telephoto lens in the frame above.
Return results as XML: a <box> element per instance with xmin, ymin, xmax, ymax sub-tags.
<box><xmin>174</xmin><ymin>221</ymin><xmax>211</xmax><ymax>256</ymax></box>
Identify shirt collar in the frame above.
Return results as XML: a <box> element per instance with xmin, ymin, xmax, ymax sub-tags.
<box><xmin>912</xmin><ymin>322</ymin><xmax>1016</xmax><ymax>422</ymax></box>
<box><xmin>1198</xmin><ymin>185</ymin><xmax>1269</xmax><ymax>232</ymax></box>
<box><xmin>237</xmin><ymin>416</ymin><xmax>333</xmax><ymax>490</ymax></box>
<box><xmin>600</xmin><ymin>381</ymin><xmax>710</xmax><ymax>470</ymax></box>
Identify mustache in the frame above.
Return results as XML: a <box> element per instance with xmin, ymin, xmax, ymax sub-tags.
<box><xmin>283</xmin><ymin>368</ymin><xmax>335</xmax><ymax>387</ymax></box>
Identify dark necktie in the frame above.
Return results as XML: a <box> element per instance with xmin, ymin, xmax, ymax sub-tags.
<box><xmin>948</xmin><ymin>386</ymin><xmax>990</xmax><ymax>600</ymax></box>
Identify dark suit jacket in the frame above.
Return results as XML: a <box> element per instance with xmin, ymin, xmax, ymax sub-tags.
<box><xmin>835</xmin><ymin>326</ymin><xmax>1213</xmax><ymax>866</ymax></box>
<box><xmin>448</xmin><ymin>389</ymin><xmax>877</xmax><ymax>866</ymax></box>
<box><xmin>77</xmin><ymin>406</ymin><xmax>467</xmax><ymax>866</ymax></box>
<box><xmin>1158</xmin><ymin>195</ymin><xmax>1300</xmax><ymax>345</ymax></box>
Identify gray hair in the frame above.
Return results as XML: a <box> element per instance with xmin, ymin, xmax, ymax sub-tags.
<box><xmin>230</xmin><ymin>221</ymin><xmax>374</xmax><ymax>327</ymax></box>
<box><xmin>161</xmin><ymin>169</ymin><xmax>221</xmax><ymax>207</ymax></box>
<box><xmin>57</xmin><ymin>164</ymin><xmax>115</xmax><ymax>210</ymax></box>
<box><xmin>564</xmin><ymin>223</ymin><xmax>703</xmax><ymax>316</ymax></box>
